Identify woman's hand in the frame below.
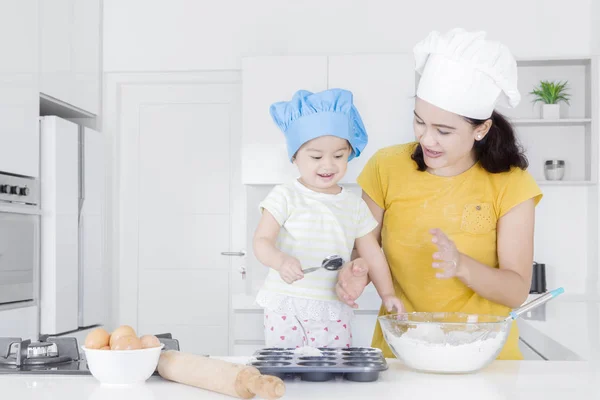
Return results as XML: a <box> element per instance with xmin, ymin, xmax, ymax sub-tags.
<box><xmin>430</xmin><ymin>228</ymin><xmax>468</xmax><ymax>281</ymax></box>
<box><xmin>335</xmin><ymin>258</ymin><xmax>370</xmax><ymax>308</ymax></box>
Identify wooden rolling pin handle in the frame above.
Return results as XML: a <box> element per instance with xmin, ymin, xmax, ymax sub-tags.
<box><xmin>157</xmin><ymin>351</ymin><xmax>285</xmax><ymax>400</ymax></box>
<box><xmin>243</xmin><ymin>371</ymin><xmax>286</xmax><ymax>400</ymax></box>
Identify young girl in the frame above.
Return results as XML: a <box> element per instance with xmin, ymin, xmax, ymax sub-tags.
<box><xmin>253</xmin><ymin>88</ymin><xmax>403</xmax><ymax>348</ymax></box>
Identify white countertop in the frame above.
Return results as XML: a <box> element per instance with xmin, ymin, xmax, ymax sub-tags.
<box><xmin>518</xmin><ymin>298</ymin><xmax>600</xmax><ymax>361</ymax></box>
<box><xmin>1</xmin><ymin>358</ymin><xmax>598</xmax><ymax>400</ymax></box>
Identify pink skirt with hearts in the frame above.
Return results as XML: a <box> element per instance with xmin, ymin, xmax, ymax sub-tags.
<box><xmin>263</xmin><ymin>309</ymin><xmax>353</xmax><ymax>349</ymax></box>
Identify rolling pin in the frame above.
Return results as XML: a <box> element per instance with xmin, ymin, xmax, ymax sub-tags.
<box><xmin>157</xmin><ymin>350</ymin><xmax>285</xmax><ymax>400</ymax></box>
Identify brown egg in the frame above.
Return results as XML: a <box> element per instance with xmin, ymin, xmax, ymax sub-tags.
<box><xmin>109</xmin><ymin>325</ymin><xmax>137</xmax><ymax>347</ymax></box>
<box><xmin>111</xmin><ymin>335</ymin><xmax>142</xmax><ymax>350</ymax></box>
<box><xmin>84</xmin><ymin>328</ymin><xmax>110</xmax><ymax>349</ymax></box>
<box><xmin>140</xmin><ymin>335</ymin><xmax>161</xmax><ymax>349</ymax></box>
<box><xmin>100</xmin><ymin>346</ymin><xmax>110</xmax><ymax>350</ymax></box>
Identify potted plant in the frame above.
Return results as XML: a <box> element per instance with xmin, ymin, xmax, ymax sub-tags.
<box><xmin>530</xmin><ymin>80</ymin><xmax>570</xmax><ymax>119</ymax></box>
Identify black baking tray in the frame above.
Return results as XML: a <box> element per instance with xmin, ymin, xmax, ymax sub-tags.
<box><xmin>248</xmin><ymin>347</ymin><xmax>388</xmax><ymax>382</ymax></box>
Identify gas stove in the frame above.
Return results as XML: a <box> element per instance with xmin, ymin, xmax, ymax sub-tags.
<box><xmin>0</xmin><ymin>333</ymin><xmax>180</xmax><ymax>375</ymax></box>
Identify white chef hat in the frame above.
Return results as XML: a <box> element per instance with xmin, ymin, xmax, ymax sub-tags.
<box><xmin>414</xmin><ymin>28</ymin><xmax>520</xmax><ymax>120</ymax></box>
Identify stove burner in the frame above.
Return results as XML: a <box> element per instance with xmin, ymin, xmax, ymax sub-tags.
<box><xmin>0</xmin><ymin>338</ymin><xmax>78</xmax><ymax>367</ymax></box>
<box><xmin>28</xmin><ymin>342</ymin><xmax>57</xmax><ymax>358</ymax></box>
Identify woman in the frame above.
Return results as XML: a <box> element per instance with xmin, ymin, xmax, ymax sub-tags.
<box><xmin>336</xmin><ymin>28</ymin><xmax>543</xmax><ymax>360</ymax></box>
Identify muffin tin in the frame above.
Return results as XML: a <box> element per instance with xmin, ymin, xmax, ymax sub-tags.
<box><xmin>248</xmin><ymin>347</ymin><xmax>388</xmax><ymax>382</ymax></box>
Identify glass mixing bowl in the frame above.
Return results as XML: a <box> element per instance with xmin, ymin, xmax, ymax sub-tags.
<box><xmin>378</xmin><ymin>312</ymin><xmax>511</xmax><ymax>374</ymax></box>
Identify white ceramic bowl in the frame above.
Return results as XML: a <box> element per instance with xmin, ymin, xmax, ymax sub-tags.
<box><xmin>82</xmin><ymin>344</ymin><xmax>165</xmax><ymax>385</ymax></box>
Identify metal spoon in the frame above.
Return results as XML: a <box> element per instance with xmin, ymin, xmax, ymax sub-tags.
<box><xmin>302</xmin><ymin>255</ymin><xmax>344</xmax><ymax>274</ymax></box>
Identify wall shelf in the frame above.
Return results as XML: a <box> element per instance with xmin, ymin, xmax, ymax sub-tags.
<box><xmin>512</xmin><ymin>118</ymin><xmax>591</xmax><ymax>126</ymax></box>
<box><xmin>536</xmin><ymin>180</ymin><xmax>597</xmax><ymax>186</ymax></box>
<box><xmin>503</xmin><ymin>57</ymin><xmax>597</xmax><ymax>184</ymax></box>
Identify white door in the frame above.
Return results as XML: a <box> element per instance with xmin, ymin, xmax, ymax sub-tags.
<box><xmin>117</xmin><ymin>75</ymin><xmax>241</xmax><ymax>356</ymax></box>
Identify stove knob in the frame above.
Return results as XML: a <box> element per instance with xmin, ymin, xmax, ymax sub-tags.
<box><xmin>19</xmin><ymin>187</ymin><xmax>29</xmax><ymax>196</ymax></box>
<box><xmin>0</xmin><ymin>184</ymin><xmax>8</xmax><ymax>194</ymax></box>
<box><xmin>9</xmin><ymin>186</ymin><xmax>18</xmax><ymax>195</ymax></box>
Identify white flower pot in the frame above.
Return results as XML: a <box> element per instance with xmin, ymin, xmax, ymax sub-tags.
<box><xmin>542</xmin><ymin>104</ymin><xmax>560</xmax><ymax>119</ymax></box>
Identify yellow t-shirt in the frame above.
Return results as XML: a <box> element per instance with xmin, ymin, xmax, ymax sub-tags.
<box><xmin>357</xmin><ymin>143</ymin><xmax>543</xmax><ymax>360</ymax></box>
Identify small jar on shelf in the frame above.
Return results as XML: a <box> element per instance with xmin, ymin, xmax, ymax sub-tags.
<box><xmin>543</xmin><ymin>160</ymin><xmax>565</xmax><ymax>181</ymax></box>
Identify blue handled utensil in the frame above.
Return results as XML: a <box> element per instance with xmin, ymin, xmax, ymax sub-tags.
<box><xmin>504</xmin><ymin>287</ymin><xmax>564</xmax><ymax>322</ymax></box>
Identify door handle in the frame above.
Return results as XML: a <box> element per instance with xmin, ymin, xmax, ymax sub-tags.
<box><xmin>221</xmin><ymin>251</ymin><xmax>246</xmax><ymax>257</ymax></box>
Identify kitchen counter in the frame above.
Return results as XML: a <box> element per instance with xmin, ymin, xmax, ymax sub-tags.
<box><xmin>1</xmin><ymin>358</ymin><xmax>598</xmax><ymax>399</ymax></box>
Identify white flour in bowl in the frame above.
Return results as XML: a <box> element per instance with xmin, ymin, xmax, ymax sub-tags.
<box><xmin>386</xmin><ymin>324</ymin><xmax>508</xmax><ymax>373</ymax></box>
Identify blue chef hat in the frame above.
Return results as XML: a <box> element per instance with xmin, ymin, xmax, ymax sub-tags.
<box><xmin>269</xmin><ymin>89</ymin><xmax>368</xmax><ymax>162</ymax></box>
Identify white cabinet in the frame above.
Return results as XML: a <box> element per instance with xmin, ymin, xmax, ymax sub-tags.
<box><xmin>233</xmin><ymin>344</ymin><xmax>264</xmax><ymax>357</ymax></box>
<box><xmin>40</xmin><ymin>0</ymin><xmax>101</xmax><ymax>115</ymax></box>
<box><xmin>0</xmin><ymin>0</ymin><xmax>39</xmax><ymax>177</ymax></box>
<box><xmin>241</xmin><ymin>55</ymin><xmax>416</xmax><ymax>184</ymax></box>
<box><xmin>351</xmin><ymin>313</ymin><xmax>378</xmax><ymax>348</ymax></box>
<box><xmin>39</xmin><ymin>0</ymin><xmax>70</xmax><ymax>108</ymax></box>
<box><xmin>72</xmin><ymin>0</ymin><xmax>101</xmax><ymax>115</ymax></box>
<box><xmin>519</xmin><ymin>338</ymin><xmax>545</xmax><ymax>360</ymax></box>
<box><xmin>241</xmin><ymin>56</ymin><xmax>328</xmax><ymax>184</ymax></box>
<box><xmin>328</xmin><ymin>55</ymin><xmax>416</xmax><ymax>183</ymax></box>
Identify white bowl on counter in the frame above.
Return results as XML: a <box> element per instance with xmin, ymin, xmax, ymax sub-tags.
<box><xmin>82</xmin><ymin>344</ymin><xmax>165</xmax><ymax>385</ymax></box>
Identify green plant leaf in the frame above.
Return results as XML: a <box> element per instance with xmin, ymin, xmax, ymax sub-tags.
<box><xmin>530</xmin><ymin>80</ymin><xmax>571</xmax><ymax>105</ymax></box>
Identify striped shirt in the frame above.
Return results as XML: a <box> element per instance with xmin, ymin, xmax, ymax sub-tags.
<box><xmin>258</xmin><ymin>180</ymin><xmax>378</xmax><ymax>301</ymax></box>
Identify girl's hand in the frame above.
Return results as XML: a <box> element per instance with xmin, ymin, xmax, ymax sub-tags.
<box><xmin>278</xmin><ymin>254</ymin><xmax>304</xmax><ymax>284</ymax></box>
<box><xmin>430</xmin><ymin>228</ymin><xmax>467</xmax><ymax>280</ymax></box>
<box><xmin>382</xmin><ymin>295</ymin><xmax>405</xmax><ymax>313</ymax></box>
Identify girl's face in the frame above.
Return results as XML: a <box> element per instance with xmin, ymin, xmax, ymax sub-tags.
<box><xmin>293</xmin><ymin>136</ymin><xmax>351</xmax><ymax>194</ymax></box>
<box><xmin>413</xmin><ymin>97</ymin><xmax>491</xmax><ymax>176</ymax></box>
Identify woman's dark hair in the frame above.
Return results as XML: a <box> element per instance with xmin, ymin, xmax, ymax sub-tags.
<box><xmin>411</xmin><ymin>111</ymin><xmax>528</xmax><ymax>173</ymax></box>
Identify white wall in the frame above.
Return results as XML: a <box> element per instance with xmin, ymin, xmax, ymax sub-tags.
<box><xmin>534</xmin><ymin>187</ymin><xmax>590</xmax><ymax>295</ymax></box>
<box><xmin>593</xmin><ymin>0</ymin><xmax>600</xmax><ymax>55</ymax></box>
<box><xmin>103</xmin><ymin>0</ymin><xmax>594</xmax><ymax>72</ymax></box>
<box><xmin>103</xmin><ymin>1</ymin><xmax>600</xmax><ymax>300</ymax></box>
<box><xmin>0</xmin><ymin>306</ymin><xmax>39</xmax><ymax>340</ymax></box>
